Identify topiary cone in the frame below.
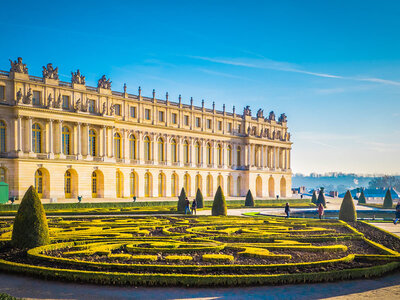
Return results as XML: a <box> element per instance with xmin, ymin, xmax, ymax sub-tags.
<box><xmin>317</xmin><ymin>188</ymin><xmax>326</xmax><ymax>208</ymax></box>
<box><xmin>358</xmin><ymin>189</ymin><xmax>366</xmax><ymax>204</ymax></box>
<box><xmin>339</xmin><ymin>190</ymin><xmax>357</xmax><ymax>222</ymax></box>
<box><xmin>11</xmin><ymin>186</ymin><xmax>49</xmax><ymax>249</ymax></box>
<box><xmin>177</xmin><ymin>188</ymin><xmax>187</xmax><ymax>213</ymax></box>
<box><xmin>195</xmin><ymin>188</ymin><xmax>204</xmax><ymax>209</ymax></box>
<box><xmin>212</xmin><ymin>186</ymin><xmax>227</xmax><ymax>216</ymax></box>
<box><xmin>383</xmin><ymin>188</ymin><xmax>393</xmax><ymax>208</ymax></box>
<box><xmin>245</xmin><ymin>189</ymin><xmax>255</xmax><ymax>207</ymax></box>
<box><xmin>311</xmin><ymin>190</ymin><xmax>318</xmax><ymax>204</ymax></box>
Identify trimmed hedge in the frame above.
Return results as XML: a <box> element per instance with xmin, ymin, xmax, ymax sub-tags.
<box><xmin>358</xmin><ymin>189</ymin><xmax>366</xmax><ymax>204</ymax></box>
<box><xmin>339</xmin><ymin>190</ymin><xmax>357</xmax><ymax>222</ymax></box>
<box><xmin>212</xmin><ymin>186</ymin><xmax>227</xmax><ymax>216</ymax></box>
<box><xmin>311</xmin><ymin>191</ymin><xmax>318</xmax><ymax>205</ymax></box>
<box><xmin>245</xmin><ymin>190</ymin><xmax>255</xmax><ymax>207</ymax></box>
<box><xmin>196</xmin><ymin>188</ymin><xmax>204</xmax><ymax>209</ymax></box>
<box><xmin>177</xmin><ymin>188</ymin><xmax>187</xmax><ymax>213</ymax></box>
<box><xmin>317</xmin><ymin>188</ymin><xmax>326</xmax><ymax>208</ymax></box>
<box><xmin>383</xmin><ymin>189</ymin><xmax>393</xmax><ymax>208</ymax></box>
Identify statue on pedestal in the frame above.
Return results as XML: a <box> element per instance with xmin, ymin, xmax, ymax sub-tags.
<box><xmin>257</xmin><ymin>108</ymin><xmax>264</xmax><ymax>118</ymax></box>
<box><xmin>47</xmin><ymin>93</ymin><xmax>53</xmax><ymax>108</ymax></box>
<box><xmin>243</xmin><ymin>105</ymin><xmax>251</xmax><ymax>116</ymax></box>
<box><xmin>71</xmin><ymin>69</ymin><xmax>85</xmax><ymax>84</ymax></box>
<box><xmin>54</xmin><ymin>94</ymin><xmax>62</xmax><ymax>108</ymax></box>
<box><xmin>81</xmin><ymin>99</ymin><xmax>88</xmax><ymax>112</ymax></box>
<box><xmin>269</xmin><ymin>111</ymin><xmax>276</xmax><ymax>121</ymax></box>
<box><xmin>24</xmin><ymin>88</ymin><xmax>32</xmax><ymax>104</ymax></box>
<box><xmin>97</xmin><ymin>75</ymin><xmax>112</xmax><ymax>89</ymax></box>
<box><xmin>9</xmin><ymin>57</ymin><xmax>28</xmax><ymax>74</ymax></box>
<box><xmin>109</xmin><ymin>104</ymin><xmax>115</xmax><ymax>116</ymax></box>
<box><xmin>278</xmin><ymin>113</ymin><xmax>287</xmax><ymax>123</ymax></box>
<box><xmin>74</xmin><ymin>99</ymin><xmax>81</xmax><ymax>112</ymax></box>
<box><xmin>16</xmin><ymin>89</ymin><xmax>22</xmax><ymax>104</ymax></box>
<box><xmin>42</xmin><ymin>63</ymin><xmax>59</xmax><ymax>80</ymax></box>
<box><xmin>101</xmin><ymin>102</ymin><xmax>107</xmax><ymax>116</ymax></box>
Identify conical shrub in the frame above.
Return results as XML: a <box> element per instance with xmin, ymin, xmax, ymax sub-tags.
<box><xmin>177</xmin><ymin>188</ymin><xmax>187</xmax><ymax>213</ymax></box>
<box><xmin>212</xmin><ymin>186</ymin><xmax>227</xmax><ymax>216</ymax></box>
<box><xmin>358</xmin><ymin>189</ymin><xmax>366</xmax><ymax>204</ymax></box>
<box><xmin>339</xmin><ymin>190</ymin><xmax>357</xmax><ymax>222</ymax></box>
<box><xmin>383</xmin><ymin>189</ymin><xmax>393</xmax><ymax>208</ymax></box>
<box><xmin>311</xmin><ymin>190</ymin><xmax>318</xmax><ymax>204</ymax></box>
<box><xmin>245</xmin><ymin>189</ymin><xmax>255</xmax><ymax>207</ymax></box>
<box><xmin>317</xmin><ymin>188</ymin><xmax>326</xmax><ymax>208</ymax></box>
<box><xmin>195</xmin><ymin>188</ymin><xmax>204</xmax><ymax>209</ymax></box>
<box><xmin>11</xmin><ymin>186</ymin><xmax>49</xmax><ymax>249</ymax></box>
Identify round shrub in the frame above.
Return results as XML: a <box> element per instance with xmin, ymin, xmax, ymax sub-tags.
<box><xmin>311</xmin><ymin>190</ymin><xmax>318</xmax><ymax>204</ymax></box>
<box><xmin>177</xmin><ymin>188</ymin><xmax>187</xmax><ymax>213</ymax></box>
<box><xmin>11</xmin><ymin>186</ymin><xmax>49</xmax><ymax>249</ymax></box>
<box><xmin>317</xmin><ymin>188</ymin><xmax>326</xmax><ymax>208</ymax></box>
<box><xmin>195</xmin><ymin>188</ymin><xmax>204</xmax><ymax>209</ymax></box>
<box><xmin>245</xmin><ymin>189</ymin><xmax>255</xmax><ymax>207</ymax></box>
<box><xmin>339</xmin><ymin>190</ymin><xmax>357</xmax><ymax>222</ymax></box>
<box><xmin>212</xmin><ymin>186</ymin><xmax>227</xmax><ymax>216</ymax></box>
<box><xmin>358</xmin><ymin>189</ymin><xmax>366</xmax><ymax>204</ymax></box>
<box><xmin>383</xmin><ymin>188</ymin><xmax>393</xmax><ymax>208</ymax></box>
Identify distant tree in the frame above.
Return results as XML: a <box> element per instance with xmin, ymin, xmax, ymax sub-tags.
<box><xmin>245</xmin><ymin>190</ymin><xmax>255</xmax><ymax>207</ymax></box>
<box><xmin>317</xmin><ymin>187</ymin><xmax>326</xmax><ymax>208</ymax></box>
<box><xmin>339</xmin><ymin>190</ymin><xmax>357</xmax><ymax>222</ymax></box>
<box><xmin>369</xmin><ymin>176</ymin><xmax>400</xmax><ymax>191</ymax></box>
<box><xmin>311</xmin><ymin>190</ymin><xmax>318</xmax><ymax>204</ymax></box>
<box><xmin>195</xmin><ymin>188</ymin><xmax>204</xmax><ymax>209</ymax></box>
<box><xmin>177</xmin><ymin>188</ymin><xmax>187</xmax><ymax>213</ymax></box>
<box><xmin>358</xmin><ymin>189</ymin><xmax>366</xmax><ymax>204</ymax></box>
<box><xmin>382</xmin><ymin>188</ymin><xmax>394</xmax><ymax>208</ymax></box>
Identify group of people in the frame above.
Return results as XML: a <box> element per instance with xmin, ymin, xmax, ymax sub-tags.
<box><xmin>184</xmin><ymin>197</ymin><xmax>198</xmax><ymax>215</ymax></box>
<box><xmin>284</xmin><ymin>202</ymin><xmax>324</xmax><ymax>219</ymax></box>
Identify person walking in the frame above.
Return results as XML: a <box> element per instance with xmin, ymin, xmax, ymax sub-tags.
<box><xmin>318</xmin><ymin>203</ymin><xmax>324</xmax><ymax>220</ymax></box>
<box><xmin>284</xmin><ymin>202</ymin><xmax>290</xmax><ymax>218</ymax></box>
<box><xmin>191</xmin><ymin>198</ymin><xmax>197</xmax><ymax>215</ymax></box>
<box><xmin>394</xmin><ymin>201</ymin><xmax>400</xmax><ymax>225</ymax></box>
<box><xmin>184</xmin><ymin>197</ymin><xmax>191</xmax><ymax>215</ymax></box>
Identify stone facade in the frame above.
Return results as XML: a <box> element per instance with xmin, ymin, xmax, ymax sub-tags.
<box><xmin>0</xmin><ymin>58</ymin><xmax>292</xmax><ymax>200</ymax></box>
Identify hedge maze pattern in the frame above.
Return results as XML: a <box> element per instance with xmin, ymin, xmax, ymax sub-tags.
<box><xmin>0</xmin><ymin>216</ymin><xmax>399</xmax><ymax>287</ymax></box>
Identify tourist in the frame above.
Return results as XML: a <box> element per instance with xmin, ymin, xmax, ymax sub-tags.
<box><xmin>133</xmin><ymin>196</ymin><xmax>136</xmax><ymax>202</ymax></box>
<box><xmin>394</xmin><ymin>201</ymin><xmax>400</xmax><ymax>225</ymax></box>
<box><xmin>185</xmin><ymin>197</ymin><xmax>191</xmax><ymax>214</ymax></box>
<box><xmin>318</xmin><ymin>203</ymin><xmax>324</xmax><ymax>220</ymax></box>
<box><xmin>284</xmin><ymin>203</ymin><xmax>290</xmax><ymax>218</ymax></box>
<box><xmin>192</xmin><ymin>198</ymin><xmax>197</xmax><ymax>215</ymax></box>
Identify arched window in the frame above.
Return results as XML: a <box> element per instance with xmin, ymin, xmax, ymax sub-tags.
<box><xmin>35</xmin><ymin>169</ymin><xmax>43</xmax><ymax>197</ymax></box>
<box><xmin>92</xmin><ymin>171</ymin><xmax>97</xmax><ymax>198</ymax></box>
<box><xmin>183</xmin><ymin>174</ymin><xmax>190</xmax><ymax>196</ymax></box>
<box><xmin>227</xmin><ymin>146</ymin><xmax>232</xmax><ymax>166</ymax></box>
<box><xmin>217</xmin><ymin>175</ymin><xmax>223</xmax><ymax>189</ymax></box>
<box><xmin>217</xmin><ymin>144</ymin><xmax>222</xmax><ymax>166</ymax></box>
<box><xmin>171</xmin><ymin>139</ymin><xmax>177</xmax><ymax>163</ymax></box>
<box><xmin>129</xmin><ymin>134</ymin><xmax>137</xmax><ymax>160</ymax></box>
<box><xmin>158</xmin><ymin>173</ymin><xmax>165</xmax><ymax>197</ymax></box>
<box><xmin>195</xmin><ymin>141</ymin><xmax>201</xmax><ymax>164</ymax></box>
<box><xmin>0</xmin><ymin>121</ymin><xmax>6</xmax><ymax>153</ymax></box>
<box><xmin>237</xmin><ymin>176</ymin><xmax>242</xmax><ymax>196</ymax></box>
<box><xmin>206</xmin><ymin>143</ymin><xmax>212</xmax><ymax>165</ymax></box>
<box><xmin>171</xmin><ymin>173</ymin><xmax>177</xmax><ymax>197</ymax></box>
<box><xmin>62</xmin><ymin>126</ymin><xmax>71</xmax><ymax>155</ymax></box>
<box><xmin>144</xmin><ymin>136</ymin><xmax>151</xmax><ymax>161</ymax></box>
<box><xmin>144</xmin><ymin>172</ymin><xmax>152</xmax><ymax>197</ymax></box>
<box><xmin>114</xmin><ymin>133</ymin><xmax>121</xmax><ymax>159</ymax></box>
<box><xmin>183</xmin><ymin>140</ymin><xmax>189</xmax><ymax>164</ymax></box>
<box><xmin>130</xmin><ymin>172</ymin><xmax>137</xmax><ymax>197</ymax></box>
<box><xmin>64</xmin><ymin>170</ymin><xmax>71</xmax><ymax>198</ymax></box>
<box><xmin>89</xmin><ymin>129</ymin><xmax>97</xmax><ymax>156</ymax></box>
<box><xmin>116</xmin><ymin>170</ymin><xmax>123</xmax><ymax>197</ymax></box>
<box><xmin>158</xmin><ymin>138</ymin><xmax>165</xmax><ymax>162</ymax></box>
<box><xmin>227</xmin><ymin>176</ymin><xmax>232</xmax><ymax>196</ymax></box>
<box><xmin>237</xmin><ymin>146</ymin><xmax>242</xmax><ymax>166</ymax></box>
<box><xmin>206</xmin><ymin>175</ymin><xmax>213</xmax><ymax>197</ymax></box>
<box><xmin>32</xmin><ymin>123</ymin><xmax>42</xmax><ymax>153</ymax></box>
<box><xmin>0</xmin><ymin>168</ymin><xmax>5</xmax><ymax>182</ymax></box>
<box><xmin>195</xmin><ymin>174</ymin><xmax>202</xmax><ymax>192</ymax></box>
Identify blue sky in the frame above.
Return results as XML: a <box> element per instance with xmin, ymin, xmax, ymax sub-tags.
<box><xmin>1</xmin><ymin>0</ymin><xmax>399</xmax><ymax>174</ymax></box>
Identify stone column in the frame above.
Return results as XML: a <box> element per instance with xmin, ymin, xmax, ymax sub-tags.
<box><xmin>165</xmin><ymin>136</ymin><xmax>170</xmax><ymax>166</ymax></box>
<box><xmin>48</xmin><ymin>119</ymin><xmax>54</xmax><ymax>158</ymax></box>
<box><xmin>138</xmin><ymin>132</ymin><xmax>143</xmax><ymax>164</ymax></box>
<box><xmin>202</xmin><ymin>140</ymin><xmax>206</xmax><ymax>168</ymax></box>
<box><xmin>76</xmin><ymin>122</ymin><xmax>82</xmax><ymax>159</ymax></box>
<box><xmin>102</xmin><ymin>126</ymin><xmax>107</xmax><ymax>157</ymax></box>
<box><xmin>123</xmin><ymin>129</ymin><xmax>129</xmax><ymax>162</ymax></box>
<box><xmin>247</xmin><ymin>144</ymin><xmax>251</xmax><ymax>167</ymax></box>
<box><xmin>153</xmin><ymin>135</ymin><xmax>158</xmax><ymax>165</ymax></box>
<box><xmin>232</xmin><ymin>144</ymin><xmax>237</xmax><ymax>167</ymax></box>
<box><xmin>86</xmin><ymin>124</ymin><xmax>91</xmax><ymax>157</ymax></box>
<box><xmin>17</xmin><ymin>116</ymin><xmax>22</xmax><ymax>154</ymax></box>
<box><xmin>260</xmin><ymin>145</ymin><xmax>264</xmax><ymax>169</ymax></box>
<box><xmin>27</xmin><ymin>117</ymin><xmax>33</xmax><ymax>154</ymax></box>
<box><xmin>110</xmin><ymin>127</ymin><xmax>115</xmax><ymax>158</ymax></box>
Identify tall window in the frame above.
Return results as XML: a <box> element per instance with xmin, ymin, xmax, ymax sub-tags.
<box><xmin>195</xmin><ymin>175</ymin><xmax>202</xmax><ymax>192</ymax></box>
<box><xmin>92</xmin><ymin>171</ymin><xmax>97</xmax><ymax>198</ymax></box>
<box><xmin>184</xmin><ymin>174</ymin><xmax>190</xmax><ymax>195</ymax></box>
<box><xmin>195</xmin><ymin>142</ymin><xmax>201</xmax><ymax>164</ymax></box>
<box><xmin>32</xmin><ymin>123</ymin><xmax>42</xmax><ymax>153</ymax></box>
<box><xmin>159</xmin><ymin>111</ymin><xmax>165</xmax><ymax>122</ymax></box>
<box><xmin>237</xmin><ymin>146</ymin><xmax>242</xmax><ymax>166</ymax></box>
<box><xmin>114</xmin><ymin>133</ymin><xmax>121</xmax><ymax>159</ymax></box>
<box><xmin>144</xmin><ymin>136</ymin><xmax>151</xmax><ymax>161</ymax></box>
<box><xmin>129</xmin><ymin>134</ymin><xmax>137</xmax><ymax>160</ymax></box>
<box><xmin>158</xmin><ymin>173</ymin><xmax>165</xmax><ymax>197</ymax></box>
<box><xmin>130</xmin><ymin>106</ymin><xmax>136</xmax><ymax>118</ymax></box>
<box><xmin>64</xmin><ymin>170</ymin><xmax>71</xmax><ymax>198</ymax></box>
<box><xmin>218</xmin><ymin>121</ymin><xmax>222</xmax><ymax>131</ymax></box>
<box><xmin>0</xmin><ymin>168</ymin><xmax>5</xmax><ymax>182</ymax></box>
<box><xmin>171</xmin><ymin>113</ymin><xmax>177</xmax><ymax>124</ymax></box>
<box><xmin>144</xmin><ymin>172</ymin><xmax>151</xmax><ymax>197</ymax></box>
<box><xmin>0</xmin><ymin>120</ymin><xmax>6</xmax><ymax>153</ymax></box>
<box><xmin>171</xmin><ymin>139</ymin><xmax>177</xmax><ymax>163</ymax></box>
<box><xmin>196</xmin><ymin>117</ymin><xmax>201</xmax><ymax>128</ymax></box>
<box><xmin>0</xmin><ymin>86</ymin><xmax>4</xmax><ymax>101</ymax></box>
<box><xmin>116</xmin><ymin>171</ymin><xmax>122</xmax><ymax>197</ymax></box>
<box><xmin>62</xmin><ymin>95</ymin><xmax>69</xmax><ymax>109</ymax></box>
<box><xmin>184</xmin><ymin>115</ymin><xmax>189</xmax><ymax>126</ymax></box>
<box><xmin>237</xmin><ymin>176</ymin><xmax>242</xmax><ymax>196</ymax></box>
<box><xmin>89</xmin><ymin>129</ymin><xmax>96</xmax><ymax>156</ymax></box>
<box><xmin>158</xmin><ymin>138</ymin><xmax>165</xmax><ymax>162</ymax></box>
<box><xmin>88</xmin><ymin>100</ymin><xmax>96</xmax><ymax>113</ymax></box>
<box><xmin>206</xmin><ymin>175</ymin><xmax>212</xmax><ymax>197</ymax></box>
<box><xmin>207</xmin><ymin>119</ymin><xmax>212</xmax><ymax>129</ymax></box>
<box><xmin>227</xmin><ymin>146</ymin><xmax>232</xmax><ymax>166</ymax></box>
<box><xmin>227</xmin><ymin>176</ymin><xmax>232</xmax><ymax>196</ymax></box>
<box><xmin>145</xmin><ymin>109</ymin><xmax>151</xmax><ymax>120</ymax></box>
<box><xmin>228</xmin><ymin>123</ymin><xmax>232</xmax><ymax>133</ymax></box>
<box><xmin>206</xmin><ymin>143</ymin><xmax>212</xmax><ymax>165</ymax></box>
<box><xmin>114</xmin><ymin>104</ymin><xmax>121</xmax><ymax>116</ymax></box>
<box><xmin>130</xmin><ymin>172</ymin><xmax>137</xmax><ymax>197</ymax></box>
<box><xmin>183</xmin><ymin>140</ymin><xmax>189</xmax><ymax>164</ymax></box>
<box><xmin>34</xmin><ymin>169</ymin><xmax>43</xmax><ymax>197</ymax></box>
<box><xmin>217</xmin><ymin>144</ymin><xmax>222</xmax><ymax>166</ymax></box>
<box><xmin>32</xmin><ymin>91</ymin><xmax>41</xmax><ymax>105</ymax></box>
<box><xmin>62</xmin><ymin>126</ymin><xmax>71</xmax><ymax>155</ymax></box>
<box><xmin>217</xmin><ymin>175</ymin><xmax>223</xmax><ymax>188</ymax></box>
<box><xmin>171</xmin><ymin>173</ymin><xmax>177</xmax><ymax>197</ymax></box>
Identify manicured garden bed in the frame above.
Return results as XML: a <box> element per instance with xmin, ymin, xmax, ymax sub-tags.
<box><xmin>0</xmin><ymin>215</ymin><xmax>399</xmax><ymax>287</ymax></box>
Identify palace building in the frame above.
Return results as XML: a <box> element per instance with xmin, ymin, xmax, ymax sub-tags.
<box><xmin>0</xmin><ymin>57</ymin><xmax>292</xmax><ymax>201</ymax></box>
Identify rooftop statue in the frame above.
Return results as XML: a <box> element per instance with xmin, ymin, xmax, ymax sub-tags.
<box><xmin>109</xmin><ymin>104</ymin><xmax>115</xmax><ymax>116</ymax></box>
<box><xmin>24</xmin><ymin>88</ymin><xmax>32</xmax><ymax>104</ymax></box>
<box><xmin>47</xmin><ymin>93</ymin><xmax>53</xmax><ymax>108</ymax></box>
<box><xmin>9</xmin><ymin>57</ymin><xmax>28</xmax><ymax>74</ymax></box>
<box><xmin>279</xmin><ymin>113</ymin><xmax>287</xmax><ymax>123</ymax></box>
<box><xmin>16</xmin><ymin>89</ymin><xmax>22</xmax><ymax>104</ymax></box>
<box><xmin>257</xmin><ymin>108</ymin><xmax>264</xmax><ymax>118</ymax></box>
<box><xmin>98</xmin><ymin>75</ymin><xmax>112</xmax><ymax>89</ymax></box>
<box><xmin>54</xmin><ymin>94</ymin><xmax>62</xmax><ymax>108</ymax></box>
<box><xmin>101</xmin><ymin>102</ymin><xmax>107</xmax><ymax>116</ymax></box>
<box><xmin>74</xmin><ymin>98</ymin><xmax>81</xmax><ymax>112</ymax></box>
<box><xmin>42</xmin><ymin>63</ymin><xmax>59</xmax><ymax>80</ymax></box>
<box><xmin>269</xmin><ymin>111</ymin><xmax>275</xmax><ymax>121</ymax></box>
<box><xmin>71</xmin><ymin>69</ymin><xmax>85</xmax><ymax>85</ymax></box>
<box><xmin>243</xmin><ymin>105</ymin><xmax>252</xmax><ymax>116</ymax></box>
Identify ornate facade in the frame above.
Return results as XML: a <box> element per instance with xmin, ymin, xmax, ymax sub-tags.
<box><xmin>0</xmin><ymin>58</ymin><xmax>292</xmax><ymax>200</ymax></box>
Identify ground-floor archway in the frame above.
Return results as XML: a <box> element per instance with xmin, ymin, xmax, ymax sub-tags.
<box><xmin>144</xmin><ymin>172</ymin><xmax>153</xmax><ymax>197</ymax></box>
<box><xmin>268</xmin><ymin>176</ymin><xmax>275</xmax><ymax>198</ymax></box>
<box><xmin>34</xmin><ymin>168</ymin><xmax>50</xmax><ymax>199</ymax></box>
<box><xmin>256</xmin><ymin>176</ymin><xmax>262</xmax><ymax>198</ymax></box>
<box><xmin>206</xmin><ymin>174</ymin><xmax>213</xmax><ymax>197</ymax></box>
<box><xmin>64</xmin><ymin>169</ymin><xmax>78</xmax><ymax>198</ymax></box>
<box><xmin>280</xmin><ymin>177</ymin><xmax>287</xmax><ymax>198</ymax></box>
<box><xmin>91</xmin><ymin>170</ymin><xmax>104</xmax><ymax>198</ymax></box>
<box><xmin>130</xmin><ymin>171</ymin><xmax>138</xmax><ymax>197</ymax></box>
